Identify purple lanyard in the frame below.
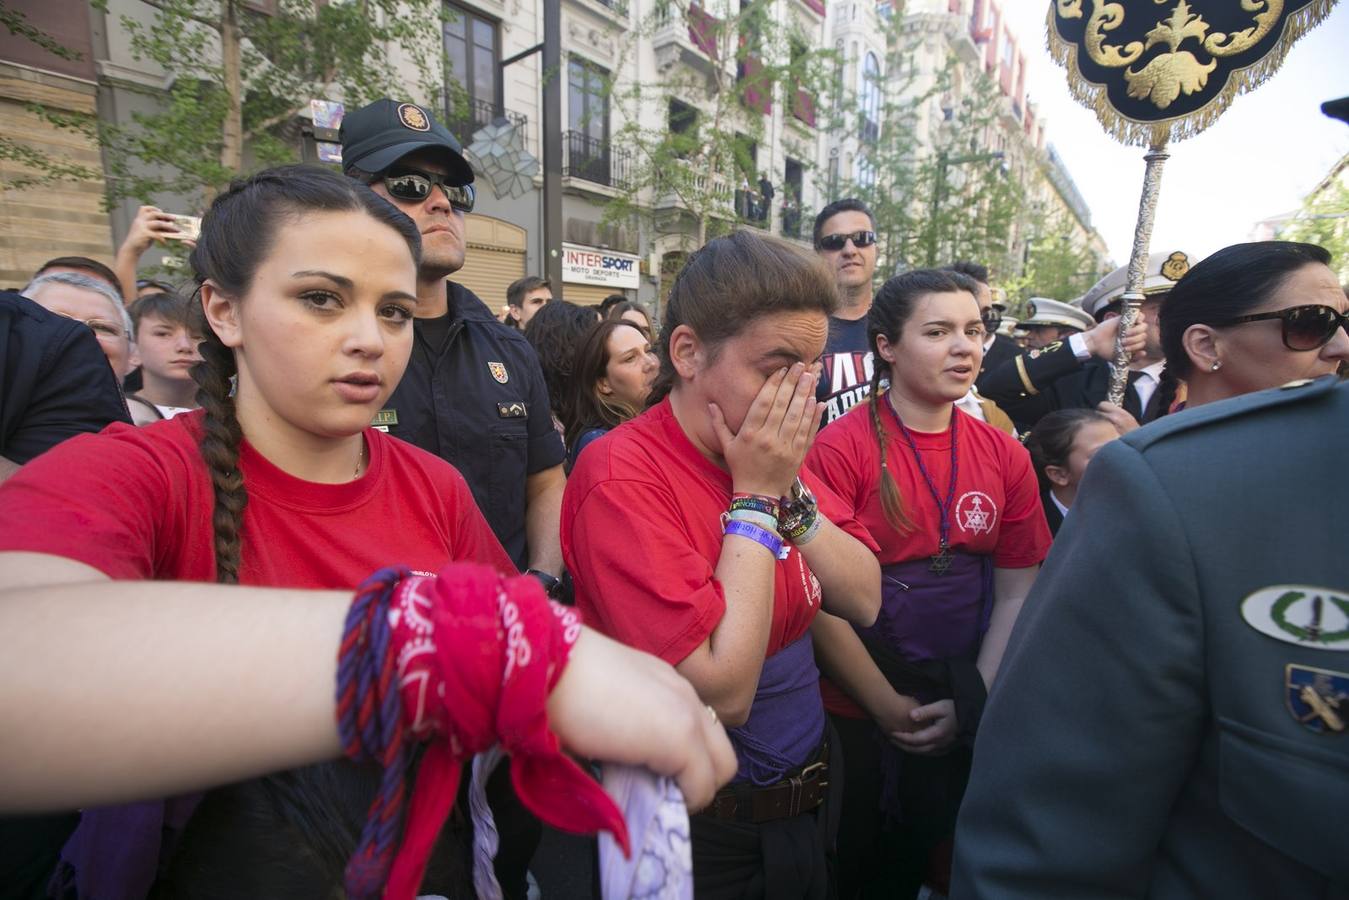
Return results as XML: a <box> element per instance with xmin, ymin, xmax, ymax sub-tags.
<box><xmin>883</xmin><ymin>393</ymin><xmax>959</xmax><ymax>574</ymax></box>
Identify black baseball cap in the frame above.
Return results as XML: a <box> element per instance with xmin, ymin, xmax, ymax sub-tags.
<box><xmin>339</xmin><ymin>98</ymin><xmax>475</xmax><ymax>185</ymax></box>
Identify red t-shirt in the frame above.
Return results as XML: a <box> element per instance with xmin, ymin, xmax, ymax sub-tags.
<box><xmin>561</xmin><ymin>398</ymin><xmax>878</xmax><ymax>667</ymax></box>
<box><xmin>0</xmin><ymin>411</ymin><xmax>514</xmax><ymax>587</ymax></box>
<box><xmin>806</xmin><ymin>400</ymin><xmax>1051</xmax><ymax>715</ymax></box>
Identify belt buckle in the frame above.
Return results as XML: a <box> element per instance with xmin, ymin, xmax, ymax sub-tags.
<box><xmin>787</xmin><ymin>775</ymin><xmax>803</xmax><ymax>816</ymax></box>
<box><xmin>798</xmin><ymin>760</ymin><xmax>826</xmax><ymax>780</ymax></box>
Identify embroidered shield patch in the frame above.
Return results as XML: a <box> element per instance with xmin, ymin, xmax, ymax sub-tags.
<box><xmin>397</xmin><ymin>103</ymin><xmax>430</xmax><ymax>132</ymax></box>
<box><xmin>488</xmin><ymin>361</ymin><xmax>509</xmax><ymax>384</ymax></box>
<box><xmin>1285</xmin><ymin>664</ymin><xmax>1348</xmax><ymax>735</ymax></box>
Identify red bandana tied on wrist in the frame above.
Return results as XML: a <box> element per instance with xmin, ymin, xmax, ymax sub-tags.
<box><xmin>337</xmin><ymin>563</ymin><xmax>630</xmax><ymax>900</ymax></box>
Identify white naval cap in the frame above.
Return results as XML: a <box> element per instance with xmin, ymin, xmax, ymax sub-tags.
<box><xmin>1020</xmin><ymin>297</ymin><xmax>1094</xmax><ymax>332</ymax></box>
<box><xmin>1079</xmin><ymin>250</ymin><xmax>1194</xmax><ymax>318</ymax></box>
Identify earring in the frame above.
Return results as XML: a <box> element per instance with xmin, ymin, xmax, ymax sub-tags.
<box><xmin>1210</xmin><ymin>360</ymin><xmax>1222</xmax><ymax>372</ymax></box>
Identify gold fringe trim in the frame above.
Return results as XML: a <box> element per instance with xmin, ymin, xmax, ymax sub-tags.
<box><xmin>1045</xmin><ymin>0</ymin><xmax>1340</xmax><ymax>147</ymax></box>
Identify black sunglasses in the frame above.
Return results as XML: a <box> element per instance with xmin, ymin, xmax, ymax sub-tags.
<box><xmin>1216</xmin><ymin>304</ymin><xmax>1349</xmax><ymax>351</ymax></box>
<box><xmin>981</xmin><ymin>309</ymin><xmax>1003</xmax><ymax>331</ymax></box>
<box><xmin>817</xmin><ymin>230</ymin><xmax>877</xmax><ymax>251</ymax></box>
<box><xmin>381</xmin><ymin>167</ymin><xmax>475</xmax><ymax>212</ymax></box>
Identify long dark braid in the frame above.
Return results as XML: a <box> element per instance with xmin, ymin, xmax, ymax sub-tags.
<box><xmin>185</xmin><ymin>165</ymin><xmax>422</xmax><ymax>584</ymax></box>
<box><xmin>866</xmin><ymin>268</ymin><xmax>983</xmax><ymax>533</ymax></box>
<box><xmin>189</xmin><ymin>301</ymin><xmax>247</xmax><ymax>584</ymax></box>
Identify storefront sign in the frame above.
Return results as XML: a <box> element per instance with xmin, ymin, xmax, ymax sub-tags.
<box><xmin>562</xmin><ymin>243</ymin><xmax>641</xmax><ymax>289</ymax></box>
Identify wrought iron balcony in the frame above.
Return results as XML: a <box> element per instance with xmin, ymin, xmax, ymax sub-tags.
<box><xmin>445</xmin><ymin>96</ymin><xmax>527</xmax><ymax>147</ymax></box>
<box><xmin>563</xmin><ymin>131</ymin><xmax>634</xmax><ymax>191</ymax></box>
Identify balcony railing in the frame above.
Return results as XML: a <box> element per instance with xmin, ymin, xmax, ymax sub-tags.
<box><xmin>563</xmin><ymin>131</ymin><xmax>633</xmax><ymax>191</ymax></box>
<box><xmin>444</xmin><ymin>96</ymin><xmax>527</xmax><ymax>147</ymax></box>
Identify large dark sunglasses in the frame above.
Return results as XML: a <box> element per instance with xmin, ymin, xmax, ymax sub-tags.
<box><xmin>1216</xmin><ymin>303</ymin><xmax>1349</xmax><ymax>351</ymax></box>
<box><xmin>817</xmin><ymin>230</ymin><xmax>877</xmax><ymax>251</ymax></box>
<box><xmin>981</xmin><ymin>309</ymin><xmax>1003</xmax><ymax>332</ymax></box>
<box><xmin>382</xmin><ymin>167</ymin><xmax>475</xmax><ymax>212</ymax></box>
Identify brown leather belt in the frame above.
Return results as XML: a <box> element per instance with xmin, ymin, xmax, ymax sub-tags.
<box><xmin>702</xmin><ymin>745</ymin><xmax>829</xmax><ymax>824</ymax></box>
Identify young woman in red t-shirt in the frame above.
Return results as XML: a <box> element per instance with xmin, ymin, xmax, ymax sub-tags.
<box><xmin>0</xmin><ymin>166</ymin><xmax>733</xmax><ymax>899</ymax></box>
<box><xmin>562</xmin><ymin>231</ymin><xmax>882</xmax><ymax>899</ymax></box>
<box><xmin>806</xmin><ymin>269</ymin><xmax>1051</xmax><ymax>899</ymax></box>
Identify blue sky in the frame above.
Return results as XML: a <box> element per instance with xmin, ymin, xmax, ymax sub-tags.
<box><xmin>1003</xmin><ymin>2</ymin><xmax>1349</xmax><ymax>266</ymax></box>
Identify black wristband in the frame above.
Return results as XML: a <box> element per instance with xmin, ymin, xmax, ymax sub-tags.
<box><xmin>526</xmin><ymin>568</ymin><xmax>563</xmax><ymax>599</ymax></box>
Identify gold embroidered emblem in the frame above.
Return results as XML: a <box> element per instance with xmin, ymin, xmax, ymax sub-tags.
<box><xmin>397</xmin><ymin>103</ymin><xmax>431</xmax><ymax>132</ymax></box>
<box><xmin>1161</xmin><ymin>251</ymin><xmax>1190</xmax><ymax>281</ymax></box>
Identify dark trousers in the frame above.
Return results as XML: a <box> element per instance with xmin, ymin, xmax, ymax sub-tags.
<box><xmin>831</xmin><ymin>714</ymin><xmax>971</xmax><ymax>900</ymax></box>
<box><xmin>689</xmin><ymin>731</ymin><xmax>842</xmax><ymax>900</ymax></box>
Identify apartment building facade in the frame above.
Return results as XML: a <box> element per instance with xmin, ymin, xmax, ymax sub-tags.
<box><xmin>0</xmin><ymin>0</ymin><xmax>1106</xmax><ymax>304</ymax></box>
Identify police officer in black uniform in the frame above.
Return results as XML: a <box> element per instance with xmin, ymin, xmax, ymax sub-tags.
<box><xmin>340</xmin><ymin>99</ymin><xmax>566</xmax><ymax>584</ymax></box>
<box><xmin>979</xmin><ymin>255</ymin><xmax>1182</xmax><ymax>432</ymax></box>
<box><xmin>952</xmin><ymin>374</ymin><xmax>1349</xmax><ymax>898</ymax></box>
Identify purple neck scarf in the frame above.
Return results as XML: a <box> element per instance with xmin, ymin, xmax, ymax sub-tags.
<box><xmin>50</xmin><ymin>795</ymin><xmax>201</xmax><ymax>900</ymax></box>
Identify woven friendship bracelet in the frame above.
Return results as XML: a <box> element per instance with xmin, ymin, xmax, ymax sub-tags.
<box><xmin>730</xmin><ymin>494</ymin><xmax>780</xmax><ymax>518</ymax></box>
<box><xmin>726</xmin><ymin>508</ymin><xmax>780</xmax><ymax>533</ymax></box>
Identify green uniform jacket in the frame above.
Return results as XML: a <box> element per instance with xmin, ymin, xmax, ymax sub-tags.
<box><xmin>952</xmin><ymin>375</ymin><xmax>1349</xmax><ymax>899</ymax></box>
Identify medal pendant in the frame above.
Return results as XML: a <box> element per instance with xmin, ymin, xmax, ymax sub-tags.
<box><xmin>930</xmin><ymin>543</ymin><xmax>953</xmax><ymax>575</ymax></box>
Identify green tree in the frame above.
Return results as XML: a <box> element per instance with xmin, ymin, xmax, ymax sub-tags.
<box><xmin>1278</xmin><ymin>168</ymin><xmax>1349</xmax><ymax>283</ymax></box>
<box><xmin>598</xmin><ymin>0</ymin><xmax>841</xmax><ymax>249</ymax></box>
<box><xmin>1017</xmin><ymin>215</ymin><xmax>1105</xmax><ymax>305</ymax></box>
<box><xmin>99</xmin><ymin>0</ymin><xmax>448</xmax><ymax>209</ymax></box>
<box><xmin>0</xmin><ymin>4</ymin><xmax>103</xmax><ymax>190</ymax></box>
<box><xmin>4</xmin><ymin>0</ymin><xmax>451</xmax><ymax>208</ymax></box>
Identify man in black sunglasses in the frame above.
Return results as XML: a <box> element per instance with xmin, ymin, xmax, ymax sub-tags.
<box><xmin>340</xmin><ymin>99</ymin><xmax>566</xmax><ymax>581</ymax></box>
<box><xmin>340</xmin><ymin>97</ymin><xmax>568</xmax><ymax>898</ymax></box>
<box><xmin>812</xmin><ymin>198</ymin><xmax>880</xmax><ymax>427</ymax></box>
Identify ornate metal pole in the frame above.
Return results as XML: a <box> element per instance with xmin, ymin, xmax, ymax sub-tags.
<box><xmin>1107</xmin><ymin>139</ymin><xmax>1169</xmax><ymax>407</ymax></box>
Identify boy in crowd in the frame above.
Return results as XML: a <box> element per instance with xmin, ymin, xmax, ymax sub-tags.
<box><xmin>123</xmin><ymin>292</ymin><xmax>202</xmax><ymax>424</ymax></box>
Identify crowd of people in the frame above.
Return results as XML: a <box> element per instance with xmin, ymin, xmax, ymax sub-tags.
<box><xmin>0</xmin><ymin>94</ymin><xmax>1346</xmax><ymax>900</ymax></box>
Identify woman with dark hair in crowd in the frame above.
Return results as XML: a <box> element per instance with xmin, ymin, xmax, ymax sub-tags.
<box><xmin>562</xmin><ymin>230</ymin><xmax>882</xmax><ymax>899</ymax></box>
<box><xmin>1022</xmin><ymin>408</ymin><xmax>1120</xmax><ymax>536</ymax></box>
<box><xmin>564</xmin><ymin>318</ymin><xmax>658</xmax><ymax>472</ymax></box>
<box><xmin>1161</xmin><ymin>241</ymin><xmax>1348</xmax><ymax>408</ymax></box>
<box><xmin>524</xmin><ymin>300</ymin><xmax>603</xmax><ymax>435</ymax></box>
<box><xmin>805</xmin><ymin>269</ymin><xmax>1050</xmax><ymax>899</ymax></box>
<box><xmin>0</xmin><ymin>165</ymin><xmax>734</xmax><ymax>899</ymax></box>
<box><xmin>605</xmin><ymin>299</ymin><xmax>653</xmax><ymax>336</ymax></box>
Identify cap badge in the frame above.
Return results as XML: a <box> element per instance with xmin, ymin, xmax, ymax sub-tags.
<box><xmin>1285</xmin><ymin>664</ymin><xmax>1347</xmax><ymax>735</ymax></box>
<box><xmin>398</xmin><ymin>103</ymin><xmax>431</xmax><ymax>132</ymax></box>
<box><xmin>1240</xmin><ymin>586</ymin><xmax>1349</xmax><ymax>650</ymax></box>
<box><xmin>488</xmin><ymin>361</ymin><xmax>509</xmax><ymax>384</ymax></box>
<box><xmin>1161</xmin><ymin>251</ymin><xmax>1189</xmax><ymax>281</ymax></box>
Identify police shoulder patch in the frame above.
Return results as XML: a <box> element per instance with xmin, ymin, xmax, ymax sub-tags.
<box><xmin>1241</xmin><ymin>586</ymin><xmax>1349</xmax><ymax>650</ymax></box>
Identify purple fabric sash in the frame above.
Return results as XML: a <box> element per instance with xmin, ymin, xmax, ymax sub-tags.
<box><xmin>728</xmin><ymin>632</ymin><xmax>826</xmax><ymax>786</ymax></box>
<box><xmin>51</xmin><ymin>794</ymin><xmax>201</xmax><ymax>899</ymax></box>
<box><xmin>858</xmin><ymin>553</ymin><xmax>993</xmax><ymax>666</ymax></box>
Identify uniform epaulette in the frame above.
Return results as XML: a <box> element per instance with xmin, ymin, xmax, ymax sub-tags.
<box><xmin>1123</xmin><ymin>375</ymin><xmax>1342</xmax><ymax>452</ymax></box>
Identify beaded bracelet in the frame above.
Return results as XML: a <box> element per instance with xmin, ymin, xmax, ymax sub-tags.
<box><xmin>730</xmin><ymin>494</ymin><xmax>780</xmax><ymax>518</ymax></box>
<box><xmin>724</xmin><ymin>519</ymin><xmax>783</xmax><ymax>557</ymax></box>
<box><xmin>726</xmin><ymin>508</ymin><xmax>780</xmax><ymax>533</ymax></box>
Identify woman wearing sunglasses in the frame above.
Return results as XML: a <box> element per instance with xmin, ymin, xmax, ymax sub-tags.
<box><xmin>1161</xmin><ymin>241</ymin><xmax>1348</xmax><ymax>407</ymax></box>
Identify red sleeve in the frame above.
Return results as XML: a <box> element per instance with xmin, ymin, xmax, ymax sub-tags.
<box><xmin>802</xmin><ymin>464</ymin><xmax>880</xmax><ymax>554</ymax></box>
<box><xmin>0</xmin><ymin>428</ymin><xmax>174</xmax><ymax>579</ymax></box>
<box><xmin>992</xmin><ymin>436</ymin><xmax>1052</xmax><ymax>569</ymax></box>
<box><xmin>564</xmin><ymin>476</ymin><xmax>726</xmax><ymax>667</ymax></box>
<box><xmin>449</xmin><ymin>467</ymin><xmax>518</xmax><ymax>575</ymax></box>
